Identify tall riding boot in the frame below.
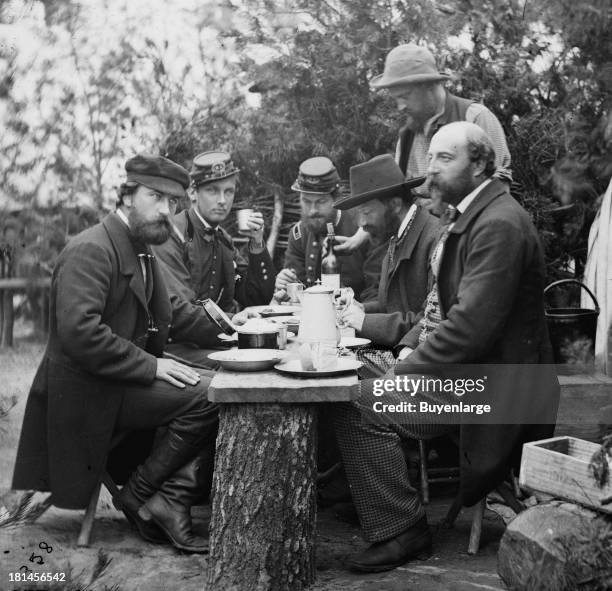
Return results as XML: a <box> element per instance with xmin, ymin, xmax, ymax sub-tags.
<box><xmin>116</xmin><ymin>431</ymin><xmax>203</xmax><ymax>544</ymax></box>
<box><xmin>138</xmin><ymin>445</ymin><xmax>216</xmax><ymax>553</ymax></box>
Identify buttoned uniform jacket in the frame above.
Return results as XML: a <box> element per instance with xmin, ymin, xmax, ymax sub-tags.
<box><xmin>359</xmin><ymin>206</ymin><xmax>440</xmax><ymax>347</ymax></box>
<box><xmin>364</xmin><ymin>180</ymin><xmax>560</xmax><ymax>506</ymax></box>
<box><xmin>12</xmin><ymin>213</ymin><xmax>204</xmax><ymax>509</ymax></box>
<box><xmin>152</xmin><ymin>207</ymin><xmax>276</xmax><ymax>346</ymax></box>
<box><xmin>284</xmin><ymin>209</ymin><xmax>382</xmax><ymax>300</ymax></box>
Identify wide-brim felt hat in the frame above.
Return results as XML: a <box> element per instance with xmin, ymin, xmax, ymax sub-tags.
<box><xmin>370</xmin><ymin>43</ymin><xmax>450</xmax><ymax>89</ymax></box>
<box><xmin>125</xmin><ymin>153</ymin><xmax>190</xmax><ymax>198</ymax></box>
<box><xmin>291</xmin><ymin>156</ymin><xmax>341</xmax><ymax>195</ymax></box>
<box><xmin>190</xmin><ymin>151</ymin><xmax>240</xmax><ymax>187</ymax></box>
<box><xmin>334</xmin><ymin>154</ymin><xmax>425</xmax><ymax>210</ymax></box>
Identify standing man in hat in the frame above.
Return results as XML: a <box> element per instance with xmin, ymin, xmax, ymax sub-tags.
<box><xmin>13</xmin><ymin>154</ymin><xmax>220</xmax><ymax>553</ymax></box>
<box><xmin>334</xmin><ymin>154</ymin><xmax>439</xmax><ymax>375</ymax></box>
<box><xmin>275</xmin><ymin>156</ymin><xmax>382</xmax><ymax>301</ymax></box>
<box><xmin>371</xmin><ymin>43</ymin><xmax>512</xmax><ymax>194</ymax></box>
<box><xmin>153</xmin><ymin>151</ymin><xmax>276</xmax><ymax>365</ymax></box>
<box><xmin>333</xmin><ymin>122</ymin><xmax>558</xmax><ymax>572</ymax></box>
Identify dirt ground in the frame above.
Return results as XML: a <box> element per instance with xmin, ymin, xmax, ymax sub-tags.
<box><xmin>0</xmin><ymin>339</ymin><xmax>507</xmax><ymax>591</ymax></box>
<box><xmin>0</xmin><ymin>492</ymin><xmax>506</xmax><ymax>591</ymax></box>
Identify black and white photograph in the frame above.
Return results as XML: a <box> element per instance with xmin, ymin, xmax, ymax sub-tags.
<box><xmin>0</xmin><ymin>1</ymin><xmax>611</xmax><ymax>589</ymax></box>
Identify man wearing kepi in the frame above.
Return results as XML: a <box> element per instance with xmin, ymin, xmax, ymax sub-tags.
<box><xmin>334</xmin><ymin>154</ymin><xmax>439</xmax><ymax>375</ymax></box>
<box><xmin>333</xmin><ymin>122</ymin><xmax>559</xmax><ymax>572</ymax></box>
<box><xmin>13</xmin><ymin>154</ymin><xmax>217</xmax><ymax>553</ymax></box>
<box><xmin>275</xmin><ymin>156</ymin><xmax>381</xmax><ymax>300</ymax></box>
<box><xmin>371</xmin><ymin>43</ymin><xmax>512</xmax><ymax>192</ymax></box>
<box><xmin>154</xmin><ymin>151</ymin><xmax>275</xmax><ymax>364</ymax></box>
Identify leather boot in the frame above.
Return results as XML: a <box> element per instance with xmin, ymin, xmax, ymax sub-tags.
<box><xmin>346</xmin><ymin>515</ymin><xmax>432</xmax><ymax>573</ymax></box>
<box><xmin>116</xmin><ymin>430</ymin><xmax>203</xmax><ymax>545</ymax></box>
<box><xmin>139</xmin><ymin>449</ymin><xmax>213</xmax><ymax>554</ymax></box>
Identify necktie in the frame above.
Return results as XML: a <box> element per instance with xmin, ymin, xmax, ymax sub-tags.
<box><xmin>137</xmin><ymin>253</ymin><xmax>155</xmax><ymax>300</ymax></box>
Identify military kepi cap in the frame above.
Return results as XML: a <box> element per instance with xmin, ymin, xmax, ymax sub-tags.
<box><xmin>125</xmin><ymin>153</ymin><xmax>190</xmax><ymax>198</ymax></box>
<box><xmin>190</xmin><ymin>151</ymin><xmax>239</xmax><ymax>187</ymax></box>
<box><xmin>291</xmin><ymin>157</ymin><xmax>341</xmax><ymax>195</ymax></box>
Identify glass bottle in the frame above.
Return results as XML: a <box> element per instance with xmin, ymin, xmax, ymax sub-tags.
<box><xmin>321</xmin><ymin>222</ymin><xmax>340</xmax><ymax>289</ymax></box>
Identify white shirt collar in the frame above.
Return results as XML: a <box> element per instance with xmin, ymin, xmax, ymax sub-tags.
<box><xmin>116</xmin><ymin>208</ymin><xmax>130</xmax><ymax>227</ymax></box>
<box><xmin>456</xmin><ymin>178</ymin><xmax>493</xmax><ymax>215</ymax></box>
<box><xmin>397</xmin><ymin>203</ymin><xmax>417</xmax><ymax>239</ymax></box>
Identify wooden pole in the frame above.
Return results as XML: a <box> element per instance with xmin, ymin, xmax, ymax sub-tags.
<box><xmin>208</xmin><ymin>403</ymin><xmax>317</xmax><ymax>591</ymax></box>
<box><xmin>1</xmin><ymin>290</ymin><xmax>14</xmax><ymax>347</ymax></box>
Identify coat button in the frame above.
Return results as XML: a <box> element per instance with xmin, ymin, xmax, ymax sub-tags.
<box><xmin>260</xmin><ymin>261</ymin><xmax>265</xmax><ymax>267</ymax></box>
<box><xmin>309</xmin><ymin>254</ymin><xmax>315</xmax><ymax>259</ymax></box>
<box><xmin>263</xmin><ymin>275</ymin><xmax>268</xmax><ymax>280</ymax></box>
<box><xmin>307</xmin><ymin>266</ymin><xmax>313</xmax><ymax>271</ymax></box>
<box><xmin>312</xmin><ymin>241</ymin><xmax>317</xmax><ymax>247</ymax></box>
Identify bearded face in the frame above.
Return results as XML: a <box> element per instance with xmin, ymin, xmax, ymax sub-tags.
<box><xmin>127</xmin><ymin>185</ymin><xmax>174</xmax><ymax>244</ymax></box>
<box><xmin>299</xmin><ymin>193</ymin><xmax>336</xmax><ymax>236</ymax></box>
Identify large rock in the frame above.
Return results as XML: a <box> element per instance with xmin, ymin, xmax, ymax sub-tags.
<box><xmin>498</xmin><ymin>502</ymin><xmax>612</xmax><ymax>590</ymax></box>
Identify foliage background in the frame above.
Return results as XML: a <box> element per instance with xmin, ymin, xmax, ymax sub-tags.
<box><xmin>2</xmin><ymin>0</ymin><xmax>612</xmax><ymax>311</ymax></box>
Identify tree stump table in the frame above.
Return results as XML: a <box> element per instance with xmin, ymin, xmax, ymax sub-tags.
<box><xmin>206</xmin><ymin>368</ymin><xmax>359</xmax><ymax>591</ymax></box>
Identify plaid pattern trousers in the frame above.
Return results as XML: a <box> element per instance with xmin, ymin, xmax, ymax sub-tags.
<box><xmin>333</xmin><ymin>379</ymin><xmax>458</xmax><ymax>541</ymax></box>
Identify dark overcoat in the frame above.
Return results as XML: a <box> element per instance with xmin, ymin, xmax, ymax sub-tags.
<box><xmin>360</xmin><ymin>206</ymin><xmax>439</xmax><ymax>347</ymax></box>
<box><xmin>370</xmin><ymin>180</ymin><xmax>560</xmax><ymax>506</ymax></box>
<box><xmin>12</xmin><ymin>213</ymin><xmax>176</xmax><ymax>509</ymax></box>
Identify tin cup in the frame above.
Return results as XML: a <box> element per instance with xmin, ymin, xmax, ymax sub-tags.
<box><xmin>286</xmin><ymin>282</ymin><xmax>304</xmax><ymax>304</ymax></box>
<box><xmin>236</xmin><ymin>208</ymin><xmax>254</xmax><ymax>232</ymax></box>
<box><xmin>277</xmin><ymin>325</ymin><xmax>288</xmax><ymax>350</ymax></box>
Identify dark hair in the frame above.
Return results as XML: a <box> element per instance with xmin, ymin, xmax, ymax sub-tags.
<box><xmin>116</xmin><ymin>181</ymin><xmax>139</xmax><ymax>206</ymax></box>
<box><xmin>466</xmin><ymin>133</ymin><xmax>497</xmax><ymax>178</ymax></box>
<box><xmin>399</xmin><ymin>185</ymin><xmax>415</xmax><ymax>206</ymax></box>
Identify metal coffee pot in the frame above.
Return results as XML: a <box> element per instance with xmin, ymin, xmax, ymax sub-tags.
<box><xmin>297</xmin><ymin>284</ymin><xmax>339</xmax><ymax>344</ymax></box>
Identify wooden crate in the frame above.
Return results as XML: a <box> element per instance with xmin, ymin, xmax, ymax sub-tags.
<box><xmin>519</xmin><ymin>436</ymin><xmax>612</xmax><ymax>514</ymax></box>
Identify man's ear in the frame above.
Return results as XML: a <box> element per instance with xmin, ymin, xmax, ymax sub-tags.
<box><xmin>389</xmin><ymin>196</ymin><xmax>404</xmax><ymax>214</ymax></box>
<box><xmin>472</xmin><ymin>158</ymin><xmax>487</xmax><ymax>179</ymax></box>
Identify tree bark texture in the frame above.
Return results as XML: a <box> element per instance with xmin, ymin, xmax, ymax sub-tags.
<box><xmin>208</xmin><ymin>403</ymin><xmax>317</xmax><ymax>591</ymax></box>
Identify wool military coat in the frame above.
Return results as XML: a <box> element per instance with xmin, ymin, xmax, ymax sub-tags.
<box><xmin>360</xmin><ymin>206</ymin><xmax>440</xmax><ymax>347</ymax></box>
<box><xmin>153</xmin><ymin>208</ymin><xmax>276</xmax><ymax>347</ymax></box>
<box><xmin>12</xmin><ymin>213</ymin><xmax>198</xmax><ymax>509</ymax></box>
<box><xmin>366</xmin><ymin>180</ymin><xmax>560</xmax><ymax>506</ymax></box>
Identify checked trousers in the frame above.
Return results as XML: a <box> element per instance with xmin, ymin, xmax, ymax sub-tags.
<box><xmin>333</xmin><ymin>376</ymin><xmax>458</xmax><ymax>542</ymax></box>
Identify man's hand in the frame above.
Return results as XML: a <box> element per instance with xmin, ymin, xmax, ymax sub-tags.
<box><xmin>275</xmin><ymin>268</ymin><xmax>299</xmax><ymax>291</ymax></box>
<box><xmin>231</xmin><ymin>308</ymin><xmax>260</xmax><ymax>326</ymax></box>
<box><xmin>272</xmin><ymin>289</ymin><xmax>290</xmax><ymax>304</ymax></box>
<box><xmin>333</xmin><ymin>227</ymin><xmax>371</xmax><ymax>254</ymax></box>
<box><xmin>340</xmin><ymin>303</ymin><xmax>366</xmax><ymax>332</ymax></box>
<box><xmin>156</xmin><ymin>358</ymin><xmax>201</xmax><ymax>389</ymax></box>
<box><xmin>239</xmin><ymin>210</ymin><xmax>265</xmax><ymax>245</ymax></box>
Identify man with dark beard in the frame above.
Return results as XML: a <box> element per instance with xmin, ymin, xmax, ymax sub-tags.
<box><xmin>275</xmin><ymin>156</ymin><xmax>382</xmax><ymax>300</ymax></box>
<box><xmin>335</xmin><ymin>154</ymin><xmax>439</xmax><ymax>375</ymax></box>
<box><xmin>13</xmin><ymin>154</ymin><xmax>218</xmax><ymax>554</ymax></box>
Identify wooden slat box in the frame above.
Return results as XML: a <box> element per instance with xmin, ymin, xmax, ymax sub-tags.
<box><xmin>519</xmin><ymin>436</ymin><xmax>612</xmax><ymax>514</ymax></box>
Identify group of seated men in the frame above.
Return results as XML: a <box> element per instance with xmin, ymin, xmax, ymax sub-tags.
<box><xmin>13</xmin><ymin>42</ymin><xmax>559</xmax><ymax>573</ymax></box>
